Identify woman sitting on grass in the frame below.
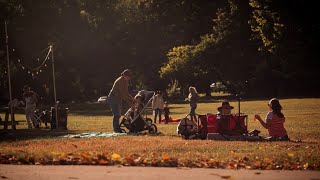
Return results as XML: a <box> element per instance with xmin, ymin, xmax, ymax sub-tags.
<box><xmin>254</xmin><ymin>98</ymin><xmax>289</xmax><ymax>141</ymax></box>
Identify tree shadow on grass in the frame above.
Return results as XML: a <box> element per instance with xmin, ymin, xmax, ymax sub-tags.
<box><xmin>0</xmin><ymin>129</ymin><xmax>83</xmax><ymax>142</ymax></box>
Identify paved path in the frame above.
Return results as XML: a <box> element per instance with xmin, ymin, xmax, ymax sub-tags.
<box><xmin>0</xmin><ymin>165</ymin><xmax>319</xmax><ymax>180</ymax></box>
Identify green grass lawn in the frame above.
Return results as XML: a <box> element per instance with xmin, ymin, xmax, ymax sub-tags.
<box><xmin>64</xmin><ymin>98</ymin><xmax>320</xmax><ymax>139</ymax></box>
<box><xmin>0</xmin><ymin>98</ymin><xmax>320</xmax><ymax>169</ymax></box>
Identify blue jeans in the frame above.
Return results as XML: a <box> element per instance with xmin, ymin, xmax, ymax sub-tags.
<box><xmin>154</xmin><ymin>108</ymin><xmax>162</xmax><ymax>123</ymax></box>
<box><xmin>107</xmin><ymin>95</ymin><xmax>122</xmax><ymax>131</ymax></box>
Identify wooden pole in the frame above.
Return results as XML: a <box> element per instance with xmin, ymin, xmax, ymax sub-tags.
<box><xmin>5</xmin><ymin>20</ymin><xmax>15</xmax><ymax>130</ymax></box>
<box><xmin>50</xmin><ymin>45</ymin><xmax>58</xmax><ymax>128</ymax></box>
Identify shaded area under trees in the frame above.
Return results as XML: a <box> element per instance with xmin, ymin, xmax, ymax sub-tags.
<box><xmin>0</xmin><ymin>0</ymin><xmax>319</xmax><ymax>104</ymax></box>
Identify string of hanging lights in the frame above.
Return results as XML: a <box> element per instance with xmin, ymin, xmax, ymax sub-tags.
<box><xmin>9</xmin><ymin>45</ymin><xmax>52</xmax><ymax>78</ymax></box>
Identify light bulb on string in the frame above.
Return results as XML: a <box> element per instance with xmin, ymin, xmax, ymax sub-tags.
<box><xmin>45</xmin><ymin>64</ymin><xmax>47</xmax><ymax>67</ymax></box>
<box><xmin>37</xmin><ymin>58</ymin><xmax>40</xmax><ymax>61</ymax></box>
<box><xmin>39</xmin><ymin>69</ymin><xmax>42</xmax><ymax>73</ymax></box>
<box><xmin>18</xmin><ymin>59</ymin><xmax>21</xmax><ymax>63</ymax></box>
<box><xmin>27</xmin><ymin>71</ymin><xmax>30</xmax><ymax>74</ymax></box>
<box><xmin>12</xmin><ymin>49</ymin><xmax>15</xmax><ymax>52</ymax></box>
<box><xmin>22</xmin><ymin>66</ymin><xmax>25</xmax><ymax>70</ymax></box>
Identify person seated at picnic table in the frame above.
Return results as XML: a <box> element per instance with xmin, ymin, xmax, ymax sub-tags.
<box><xmin>254</xmin><ymin>98</ymin><xmax>289</xmax><ymax>141</ymax></box>
<box><xmin>8</xmin><ymin>98</ymin><xmax>24</xmax><ymax>112</ymax></box>
<box><xmin>0</xmin><ymin>98</ymin><xmax>23</xmax><ymax>125</ymax></box>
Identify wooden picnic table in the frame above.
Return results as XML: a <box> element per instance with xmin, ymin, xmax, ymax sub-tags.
<box><xmin>0</xmin><ymin>106</ymin><xmax>23</xmax><ymax>130</ymax></box>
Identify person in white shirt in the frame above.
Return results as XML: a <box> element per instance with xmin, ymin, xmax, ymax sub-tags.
<box><xmin>22</xmin><ymin>85</ymin><xmax>39</xmax><ymax>129</ymax></box>
<box><xmin>152</xmin><ymin>91</ymin><xmax>164</xmax><ymax>124</ymax></box>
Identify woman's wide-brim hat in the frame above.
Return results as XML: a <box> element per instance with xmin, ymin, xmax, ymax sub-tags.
<box><xmin>217</xmin><ymin>101</ymin><xmax>234</xmax><ymax>111</ymax></box>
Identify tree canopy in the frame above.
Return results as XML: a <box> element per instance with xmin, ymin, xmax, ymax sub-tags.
<box><xmin>0</xmin><ymin>0</ymin><xmax>319</xmax><ymax>104</ymax></box>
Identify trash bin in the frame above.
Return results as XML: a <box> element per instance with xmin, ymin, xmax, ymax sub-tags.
<box><xmin>50</xmin><ymin>107</ymin><xmax>68</xmax><ymax>130</ymax></box>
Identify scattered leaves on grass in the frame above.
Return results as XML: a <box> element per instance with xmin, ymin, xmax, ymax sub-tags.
<box><xmin>287</xmin><ymin>153</ymin><xmax>294</xmax><ymax>157</ymax></box>
<box><xmin>111</xmin><ymin>153</ymin><xmax>121</xmax><ymax>160</ymax></box>
<box><xmin>0</xmin><ymin>152</ymin><xmax>319</xmax><ymax>170</ymax></box>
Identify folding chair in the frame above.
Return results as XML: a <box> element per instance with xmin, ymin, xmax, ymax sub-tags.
<box><xmin>34</xmin><ymin>109</ymin><xmax>50</xmax><ymax>128</ymax></box>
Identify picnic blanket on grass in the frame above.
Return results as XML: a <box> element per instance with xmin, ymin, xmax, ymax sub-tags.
<box><xmin>60</xmin><ymin>132</ymin><xmax>162</xmax><ymax>138</ymax></box>
<box><xmin>160</xmin><ymin>117</ymin><xmax>181</xmax><ymax>123</ymax></box>
<box><xmin>60</xmin><ymin>132</ymin><xmax>128</xmax><ymax>138</ymax></box>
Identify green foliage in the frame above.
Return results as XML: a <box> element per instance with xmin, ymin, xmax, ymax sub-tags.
<box><xmin>79</xmin><ymin>0</ymin><xmax>194</xmax><ymax>27</ymax></box>
<box><xmin>160</xmin><ymin>0</ymin><xmax>242</xmax><ymax>95</ymax></box>
<box><xmin>160</xmin><ymin>45</ymin><xmax>194</xmax><ymax>79</ymax></box>
<box><xmin>160</xmin><ymin>33</ymin><xmax>220</xmax><ymax>79</ymax></box>
<box><xmin>249</xmin><ymin>0</ymin><xmax>285</xmax><ymax>54</ymax></box>
<box><xmin>165</xmin><ymin>79</ymin><xmax>181</xmax><ymax>98</ymax></box>
<box><xmin>77</xmin><ymin>0</ymin><xmax>221</xmax><ymax>96</ymax></box>
<box><xmin>1</xmin><ymin>0</ymin><xmax>319</xmax><ymax>101</ymax></box>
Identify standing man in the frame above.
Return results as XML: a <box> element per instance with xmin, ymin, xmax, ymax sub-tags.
<box><xmin>22</xmin><ymin>85</ymin><xmax>39</xmax><ymax>129</ymax></box>
<box><xmin>152</xmin><ymin>91</ymin><xmax>164</xmax><ymax>124</ymax></box>
<box><xmin>107</xmin><ymin>69</ymin><xmax>134</xmax><ymax>133</ymax></box>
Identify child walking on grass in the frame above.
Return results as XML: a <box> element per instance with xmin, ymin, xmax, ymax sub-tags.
<box><xmin>163</xmin><ymin>101</ymin><xmax>170</xmax><ymax>124</ymax></box>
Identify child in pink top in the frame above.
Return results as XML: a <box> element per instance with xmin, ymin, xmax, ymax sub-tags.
<box><xmin>254</xmin><ymin>98</ymin><xmax>289</xmax><ymax>140</ymax></box>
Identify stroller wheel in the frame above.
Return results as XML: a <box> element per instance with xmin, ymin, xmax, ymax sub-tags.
<box><xmin>120</xmin><ymin>128</ymin><xmax>126</xmax><ymax>133</ymax></box>
<box><xmin>148</xmin><ymin>124</ymin><xmax>157</xmax><ymax>133</ymax></box>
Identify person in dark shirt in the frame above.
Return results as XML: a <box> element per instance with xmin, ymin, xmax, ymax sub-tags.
<box><xmin>163</xmin><ymin>101</ymin><xmax>170</xmax><ymax>124</ymax></box>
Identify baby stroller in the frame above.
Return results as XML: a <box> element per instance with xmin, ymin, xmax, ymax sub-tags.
<box><xmin>119</xmin><ymin>90</ymin><xmax>158</xmax><ymax>133</ymax></box>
